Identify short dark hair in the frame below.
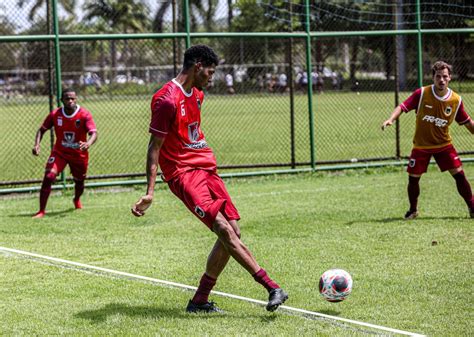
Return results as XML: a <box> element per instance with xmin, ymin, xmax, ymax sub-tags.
<box><xmin>183</xmin><ymin>45</ymin><xmax>219</xmax><ymax>70</ymax></box>
<box><xmin>431</xmin><ymin>61</ymin><xmax>452</xmax><ymax>76</ymax></box>
<box><xmin>61</xmin><ymin>88</ymin><xmax>76</xmax><ymax>98</ymax></box>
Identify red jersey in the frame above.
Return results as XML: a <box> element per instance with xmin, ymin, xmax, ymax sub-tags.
<box><xmin>149</xmin><ymin>79</ymin><xmax>217</xmax><ymax>181</ymax></box>
<box><xmin>400</xmin><ymin>85</ymin><xmax>471</xmax><ymax>149</ymax></box>
<box><xmin>41</xmin><ymin>105</ymin><xmax>97</xmax><ymax>160</ymax></box>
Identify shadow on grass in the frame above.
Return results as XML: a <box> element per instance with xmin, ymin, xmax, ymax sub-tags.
<box><xmin>75</xmin><ymin>303</ymin><xmax>185</xmax><ymax>322</ymax></box>
<box><xmin>75</xmin><ymin>302</ymin><xmax>278</xmax><ymax>323</ymax></box>
<box><xmin>11</xmin><ymin>208</ymin><xmax>76</xmax><ymax>218</ymax></box>
<box><xmin>313</xmin><ymin>309</ymin><xmax>340</xmax><ymax>316</ymax></box>
<box><xmin>345</xmin><ymin>215</ymin><xmax>464</xmax><ymax>225</ymax></box>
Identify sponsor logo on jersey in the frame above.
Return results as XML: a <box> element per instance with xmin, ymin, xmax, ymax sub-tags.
<box><xmin>409</xmin><ymin>158</ymin><xmax>416</xmax><ymax>168</ymax></box>
<box><xmin>444</xmin><ymin>106</ymin><xmax>452</xmax><ymax>116</ymax></box>
<box><xmin>422</xmin><ymin>115</ymin><xmax>448</xmax><ymax>127</ymax></box>
<box><xmin>195</xmin><ymin>205</ymin><xmax>206</xmax><ymax>218</ymax></box>
<box><xmin>48</xmin><ymin>156</ymin><xmax>55</xmax><ymax>164</ymax></box>
<box><xmin>196</xmin><ymin>96</ymin><xmax>201</xmax><ymax>110</ymax></box>
<box><xmin>58</xmin><ymin>117</ymin><xmax>63</xmax><ymax>126</ymax></box>
<box><xmin>75</xmin><ymin>119</ymin><xmax>81</xmax><ymax>128</ymax></box>
<box><xmin>62</xmin><ymin>131</ymin><xmax>80</xmax><ymax>149</ymax></box>
<box><xmin>184</xmin><ymin>140</ymin><xmax>209</xmax><ymax>149</ymax></box>
<box><xmin>188</xmin><ymin>122</ymin><xmax>200</xmax><ymax>143</ymax></box>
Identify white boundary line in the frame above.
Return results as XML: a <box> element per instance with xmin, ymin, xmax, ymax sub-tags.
<box><xmin>0</xmin><ymin>246</ymin><xmax>425</xmax><ymax>337</ymax></box>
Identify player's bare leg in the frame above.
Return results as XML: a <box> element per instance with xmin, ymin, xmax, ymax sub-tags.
<box><xmin>206</xmin><ymin>239</ymin><xmax>231</xmax><ymax>279</ymax></box>
<box><xmin>187</xmin><ymin>239</ymin><xmax>230</xmax><ymax>313</ymax></box>
<box><xmin>211</xmin><ymin>212</ymin><xmax>288</xmax><ymax>311</ymax></box>
<box><xmin>212</xmin><ymin>213</ymin><xmax>260</xmax><ymax>274</ymax></box>
<box><xmin>33</xmin><ymin>169</ymin><xmax>57</xmax><ymax>218</ymax></box>
<box><xmin>187</xmin><ymin>218</ymin><xmax>237</xmax><ymax>313</ymax></box>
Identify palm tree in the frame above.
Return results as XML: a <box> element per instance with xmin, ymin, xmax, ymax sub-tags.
<box><xmin>83</xmin><ymin>0</ymin><xmax>150</xmax><ymax>79</ymax></box>
<box><xmin>152</xmin><ymin>0</ymin><xmax>217</xmax><ymax>33</ymax></box>
<box><xmin>17</xmin><ymin>0</ymin><xmax>76</xmax><ymax>21</ymax></box>
<box><xmin>83</xmin><ymin>0</ymin><xmax>149</xmax><ymax>33</ymax></box>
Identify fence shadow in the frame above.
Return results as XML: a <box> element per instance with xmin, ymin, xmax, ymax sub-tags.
<box><xmin>345</xmin><ymin>215</ymin><xmax>465</xmax><ymax>225</ymax></box>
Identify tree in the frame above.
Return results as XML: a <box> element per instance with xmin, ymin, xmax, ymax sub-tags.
<box><xmin>0</xmin><ymin>14</ymin><xmax>17</xmax><ymax>71</ymax></box>
<box><xmin>17</xmin><ymin>0</ymin><xmax>76</xmax><ymax>22</ymax></box>
<box><xmin>83</xmin><ymin>0</ymin><xmax>150</xmax><ymax>79</ymax></box>
<box><xmin>152</xmin><ymin>0</ymin><xmax>217</xmax><ymax>33</ymax></box>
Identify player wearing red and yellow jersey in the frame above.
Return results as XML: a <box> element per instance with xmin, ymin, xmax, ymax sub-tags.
<box><xmin>32</xmin><ymin>89</ymin><xmax>97</xmax><ymax>218</ymax></box>
<box><xmin>382</xmin><ymin>61</ymin><xmax>474</xmax><ymax>219</ymax></box>
<box><xmin>132</xmin><ymin>45</ymin><xmax>287</xmax><ymax>313</ymax></box>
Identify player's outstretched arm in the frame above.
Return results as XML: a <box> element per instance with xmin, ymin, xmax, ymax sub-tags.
<box><xmin>381</xmin><ymin>106</ymin><xmax>403</xmax><ymax>130</ymax></box>
<box><xmin>32</xmin><ymin>128</ymin><xmax>46</xmax><ymax>156</ymax></box>
<box><xmin>132</xmin><ymin>135</ymin><xmax>164</xmax><ymax>217</ymax></box>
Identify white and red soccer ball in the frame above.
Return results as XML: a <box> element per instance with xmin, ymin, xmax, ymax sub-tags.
<box><xmin>319</xmin><ymin>269</ymin><xmax>353</xmax><ymax>302</ymax></box>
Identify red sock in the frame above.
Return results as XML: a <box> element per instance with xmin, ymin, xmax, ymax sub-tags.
<box><xmin>39</xmin><ymin>174</ymin><xmax>55</xmax><ymax>212</ymax></box>
<box><xmin>74</xmin><ymin>179</ymin><xmax>85</xmax><ymax>201</ymax></box>
<box><xmin>453</xmin><ymin>171</ymin><xmax>473</xmax><ymax>209</ymax></box>
<box><xmin>252</xmin><ymin>268</ymin><xmax>279</xmax><ymax>292</ymax></box>
<box><xmin>191</xmin><ymin>273</ymin><xmax>217</xmax><ymax>304</ymax></box>
<box><xmin>407</xmin><ymin>176</ymin><xmax>420</xmax><ymax>211</ymax></box>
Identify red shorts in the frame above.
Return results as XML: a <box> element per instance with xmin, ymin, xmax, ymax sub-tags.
<box><xmin>407</xmin><ymin>145</ymin><xmax>461</xmax><ymax>175</ymax></box>
<box><xmin>168</xmin><ymin>169</ymin><xmax>240</xmax><ymax>229</ymax></box>
<box><xmin>45</xmin><ymin>151</ymin><xmax>89</xmax><ymax>180</ymax></box>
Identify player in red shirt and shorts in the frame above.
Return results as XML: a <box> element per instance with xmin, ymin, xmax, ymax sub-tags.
<box><xmin>132</xmin><ymin>45</ymin><xmax>288</xmax><ymax>313</ymax></box>
<box><xmin>32</xmin><ymin>89</ymin><xmax>98</xmax><ymax>218</ymax></box>
<box><xmin>382</xmin><ymin>61</ymin><xmax>474</xmax><ymax>219</ymax></box>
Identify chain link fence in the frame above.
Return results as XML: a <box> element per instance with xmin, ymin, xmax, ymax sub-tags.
<box><xmin>1</xmin><ymin>0</ymin><xmax>473</xmax><ymax>190</ymax></box>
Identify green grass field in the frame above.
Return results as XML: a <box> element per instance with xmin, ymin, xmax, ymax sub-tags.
<box><xmin>1</xmin><ymin>166</ymin><xmax>473</xmax><ymax>336</ymax></box>
<box><xmin>1</xmin><ymin>91</ymin><xmax>473</xmax><ymax>184</ymax></box>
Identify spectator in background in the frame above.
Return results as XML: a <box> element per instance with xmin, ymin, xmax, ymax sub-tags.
<box><xmin>337</xmin><ymin>72</ymin><xmax>344</xmax><ymax>90</ymax></box>
<box><xmin>295</xmin><ymin>70</ymin><xmax>303</xmax><ymax>91</ymax></box>
<box><xmin>4</xmin><ymin>79</ymin><xmax>12</xmax><ymax>100</ymax></box>
<box><xmin>311</xmin><ymin>70</ymin><xmax>318</xmax><ymax>92</ymax></box>
<box><xmin>225</xmin><ymin>72</ymin><xmax>235</xmax><ymax>94</ymax></box>
<box><xmin>276</xmin><ymin>72</ymin><xmax>288</xmax><ymax>93</ymax></box>
<box><xmin>234</xmin><ymin>66</ymin><xmax>245</xmax><ymax>92</ymax></box>
<box><xmin>265</xmin><ymin>72</ymin><xmax>274</xmax><ymax>92</ymax></box>
<box><xmin>331</xmin><ymin>72</ymin><xmax>339</xmax><ymax>90</ymax></box>
<box><xmin>300</xmin><ymin>71</ymin><xmax>308</xmax><ymax>92</ymax></box>
<box><xmin>257</xmin><ymin>75</ymin><xmax>265</xmax><ymax>92</ymax></box>
<box><xmin>316</xmin><ymin>72</ymin><xmax>324</xmax><ymax>94</ymax></box>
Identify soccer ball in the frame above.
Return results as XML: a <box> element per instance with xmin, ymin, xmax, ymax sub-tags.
<box><xmin>319</xmin><ymin>269</ymin><xmax>353</xmax><ymax>302</ymax></box>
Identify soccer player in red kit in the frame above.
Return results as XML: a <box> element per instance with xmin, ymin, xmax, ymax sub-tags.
<box><xmin>132</xmin><ymin>45</ymin><xmax>288</xmax><ymax>313</ymax></box>
<box><xmin>382</xmin><ymin>61</ymin><xmax>474</xmax><ymax>219</ymax></box>
<box><xmin>32</xmin><ymin>89</ymin><xmax>97</xmax><ymax>218</ymax></box>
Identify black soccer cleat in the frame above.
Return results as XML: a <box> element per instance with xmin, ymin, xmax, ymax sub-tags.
<box><xmin>266</xmin><ymin>288</ymin><xmax>288</xmax><ymax>312</ymax></box>
<box><xmin>186</xmin><ymin>300</ymin><xmax>224</xmax><ymax>313</ymax></box>
<box><xmin>470</xmin><ymin>208</ymin><xmax>474</xmax><ymax>219</ymax></box>
<box><xmin>404</xmin><ymin>209</ymin><xmax>418</xmax><ymax>220</ymax></box>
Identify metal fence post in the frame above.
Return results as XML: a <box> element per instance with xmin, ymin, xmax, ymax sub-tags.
<box><xmin>183</xmin><ymin>0</ymin><xmax>191</xmax><ymax>49</ymax></box>
<box><xmin>304</xmin><ymin>0</ymin><xmax>315</xmax><ymax>171</ymax></box>
<box><xmin>416</xmin><ymin>0</ymin><xmax>423</xmax><ymax>87</ymax></box>
<box><xmin>52</xmin><ymin>0</ymin><xmax>65</xmax><ymax>188</ymax></box>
